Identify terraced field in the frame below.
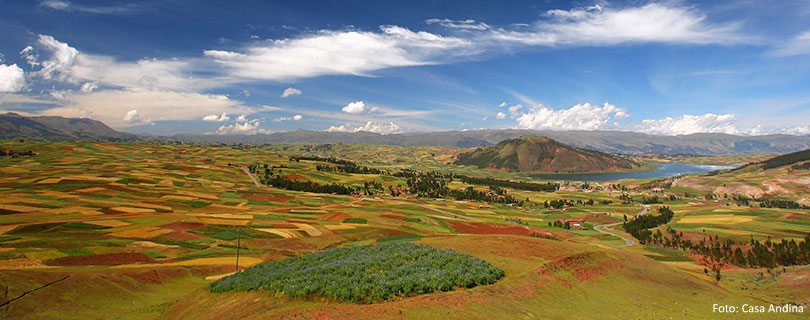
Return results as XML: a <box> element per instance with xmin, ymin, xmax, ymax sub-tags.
<box><xmin>0</xmin><ymin>141</ymin><xmax>808</xmax><ymax>319</ymax></box>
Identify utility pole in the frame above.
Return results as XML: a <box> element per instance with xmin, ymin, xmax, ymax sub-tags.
<box><xmin>235</xmin><ymin>226</ymin><xmax>241</xmax><ymax>272</ymax></box>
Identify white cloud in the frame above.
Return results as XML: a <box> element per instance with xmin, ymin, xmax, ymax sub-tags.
<box><xmin>508</xmin><ymin>104</ymin><xmax>524</xmax><ymax>118</ymax></box>
<box><xmin>122</xmin><ymin>109</ymin><xmax>152</xmax><ymax>126</ymax></box>
<box><xmin>517</xmin><ymin>3</ymin><xmax>750</xmax><ymax>46</ymax></box>
<box><xmin>326</xmin><ymin>121</ymin><xmax>402</xmax><ymax>134</ymax></box>
<box><xmin>341</xmin><ymin>101</ymin><xmax>378</xmax><ymax>114</ymax></box>
<box><xmin>515</xmin><ymin>102</ymin><xmax>627</xmax><ymax>130</ymax></box>
<box><xmin>0</xmin><ymin>64</ymin><xmax>25</xmax><ymax>92</ymax></box>
<box><xmin>36</xmin><ymin>89</ymin><xmax>253</xmax><ymax>128</ymax></box>
<box><xmin>204</xmin><ymin>26</ymin><xmax>471</xmax><ymax>81</ymax></box>
<box><xmin>24</xmin><ymin>35</ymin><xmax>220</xmax><ymax>91</ymax></box>
<box><xmin>235</xmin><ymin>114</ymin><xmax>247</xmax><ymax>122</ymax></box>
<box><xmin>771</xmin><ymin>30</ymin><xmax>810</xmax><ymax>57</ymax></box>
<box><xmin>280</xmin><ymin>87</ymin><xmax>302</xmax><ymax>98</ymax></box>
<box><xmin>498</xmin><ymin>102</ymin><xmax>508</xmax><ymax>107</ymax></box>
<box><xmin>19</xmin><ymin>46</ymin><xmax>39</xmax><ymax>67</ymax></box>
<box><xmin>426</xmin><ymin>19</ymin><xmax>490</xmax><ymax>31</ymax></box>
<box><xmin>274</xmin><ymin>114</ymin><xmax>303</xmax><ymax>122</ymax></box>
<box><xmin>482</xmin><ymin>116</ymin><xmax>488</xmax><ymax>121</ymax></box>
<box><xmin>79</xmin><ymin>82</ymin><xmax>97</xmax><ymax>93</ymax></box>
<box><xmin>40</xmin><ymin>0</ymin><xmax>137</xmax><ymax>14</ymax></box>
<box><xmin>495</xmin><ymin>112</ymin><xmax>506</xmax><ymax>120</ymax></box>
<box><xmin>33</xmin><ymin>35</ymin><xmax>78</xmax><ymax>82</ymax></box>
<box><xmin>636</xmin><ymin>113</ymin><xmax>739</xmax><ymax>135</ymax></box>
<box><xmin>211</xmin><ymin>119</ymin><xmax>269</xmax><ymax>135</ymax></box>
<box><xmin>203</xmin><ymin>112</ymin><xmax>231</xmax><ymax>122</ymax></box>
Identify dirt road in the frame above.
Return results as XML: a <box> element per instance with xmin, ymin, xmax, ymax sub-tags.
<box><xmin>593</xmin><ymin>205</ymin><xmax>649</xmax><ymax>247</ymax></box>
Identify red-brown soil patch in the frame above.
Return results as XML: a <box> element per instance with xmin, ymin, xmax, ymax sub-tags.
<box><xmin>46</xmin><ymin>252</ymin><xmax>154</xmax><ymax>266</ymax></box>
<box><xmin>448</xmin><ymin>221</ymin><xmax>553</xmax><ymax>238</ymax></box>
<box><xmin>273</xmin><ymin>224</ymin><xmax>298</xmax><ymax>229</ymax></box>
<box><xmin>540</xmin><ymin>252</ymin><xmax>615</xmax><ymax>281</ymax></box>
<box><xmin>241</xmin><ymin>194</ymin><xmax>292</xmax><ymax>203</ymax></box>
<box><xmin>322</xmin><ymin>213</ymin><xmax>351</xmax><ymax>222</ymax></box>
<box><xmin>381</xmin><ymin>214</ymin><xmax>405</xmax><ymax>220</ymax></box>
<box><xmin>160</xmin><ymin>221</ymin><xmax>205</xmax><ymax>232</ymax></box>
<box><xmin>287</xmin><ymin>219</ymin><xmax>319</xmax><ymax>225</ymax></box>
<box><xmin>162</xmin><ymin>231</ymin><xmax>204</xmax><ymax>241</ymax></box>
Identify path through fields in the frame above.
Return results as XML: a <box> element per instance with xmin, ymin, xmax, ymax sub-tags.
<box><xmin>593</xmin><ymin>205</ymin><xmax>649</xmax><ymax>248</ymax></box>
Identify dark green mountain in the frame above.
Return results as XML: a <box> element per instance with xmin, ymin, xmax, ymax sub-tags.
<box><xmin>454</xmin><ymin>136</ymin><xmax>639</xmax><ymax>173</ymax></box>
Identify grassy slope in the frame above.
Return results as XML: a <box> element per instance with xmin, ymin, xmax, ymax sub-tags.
<box><xmin>162</xmin><ymin>235</ymin><xmax>802</xmax><ymax>319</ymax></box>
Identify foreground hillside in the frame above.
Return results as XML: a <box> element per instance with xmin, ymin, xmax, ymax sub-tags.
<box><xmin>0</xmin><ymin>141</ymin><xmax>808</xmax><ymax>319</ymax></box>
<box><xmin>455</xmin><ymin>136</ymin><xmax>639</xmax><ymax>173</ymax></box>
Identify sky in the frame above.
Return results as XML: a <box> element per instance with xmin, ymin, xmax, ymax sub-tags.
<box><xmin>1</xmin><ymin>0</ymin><xmax>809</xmax><ymax>136</ymax></box>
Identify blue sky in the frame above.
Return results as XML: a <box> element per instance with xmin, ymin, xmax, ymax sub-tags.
<box><xmin>1</xmin><ymin>0</ymin><xmax>809</xmax><ymax>136</ymax></box>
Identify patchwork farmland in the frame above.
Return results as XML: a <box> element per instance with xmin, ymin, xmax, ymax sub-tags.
<box><xmin>0</xmin><ymin>141</ymin><xmax>808</xmax><ymax>319</ymax></box>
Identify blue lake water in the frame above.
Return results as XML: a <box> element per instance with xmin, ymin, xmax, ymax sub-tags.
<box><xmin>529</xmin><ymin>162</ymin><xmax>737</xmax><ymax>182</ymax></box>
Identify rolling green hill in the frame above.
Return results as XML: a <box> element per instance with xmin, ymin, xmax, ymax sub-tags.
<box><xmin>0</xmin><ymin>113</ymin><xmax>139</xmax><ymax>141</ymax></box>
<box><xmin>454</xmin><ymin>136</ymin><xmax>639</xmax><ymax>173</ymax></box>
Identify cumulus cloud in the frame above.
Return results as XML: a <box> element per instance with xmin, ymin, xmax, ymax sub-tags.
<box><xmin>771</xmin><ymin>30</ymin><xmax>810</xmax><ymax>57</ymax></box>
<box><xmin>508</xmin><ymin>104</ymin><xmax>524</xmax><ymax>118</ymax></box>
<box><xmin>0</xmin><ymin>64</ymin><xmax>25</xmax><ymax>92</ymax></box>
<box><xmin>498</xmin><ymin>102</ymin><xmax>508</xmax><ymax>108</ymax></box>
<box><xmin>341</xmin><ymin>101</ymin><xmax>378</xmax><ymax>114</ymax></box>
<box><xmin>122</xmin><ymin>109</ymin><xmax>153</xmax><ymax>126</ymax></box>
<box><xmin>274</xmin><ymin>114</ymin><xmax>303</xmax><ymax>122</ymax></box>
<box><xmin>281</xmin><ymin>87</ymin><xmax>302</xmax><ymax>98</ymax></box>
<box><xmin>515</xmin><ymin>102</ymin><xmax>628</xmax><ymax>130</ymax></box>
<box><xmin>37</xmin><ymin>89</ymin><xmax>253</xmax><ymax>128</ymax></box>
<box><xmin>495</xmin><ymin>112</ymin><xmax>506</xmax><ymax>120</ymax></box>
<box><xmin>204</xmin><ymin>26</ymin><xmax>471</xmax><ymax>81</ymax></box>
<box><xmin>636</xmin><ymin>113</ymin><xmax>739</xmax><ymax>135</ymax></box>
<box><xmin>211</xmin><ymin>119</ymin><xmax>269</xmax><ymax>135</ymax></box>
<box><xmin>202</xmin><ymin>112</ymin><xmax>231</xmax><ymax>122</ymax></box>
<box><xmin>327</xmin><ymin>121</ymin><xmax>402</xmax><ymax>134</ymax></box>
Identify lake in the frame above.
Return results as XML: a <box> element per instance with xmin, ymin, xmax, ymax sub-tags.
<box><xmin>529</xmin><ymin>162</ymin><xmax>737</xmax><ymax>182</ymax></box>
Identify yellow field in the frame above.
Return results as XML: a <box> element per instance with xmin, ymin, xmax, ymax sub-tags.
<box><xmin>676</xmin><ymin>215</ymin><xmax>754</xmax><ymax>224</ymax></box>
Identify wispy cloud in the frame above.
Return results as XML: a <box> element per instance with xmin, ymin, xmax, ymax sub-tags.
<box><xmin>205</xmin><ymin>26</ymin><xmax>472</xmax><ymax>81</ymax></box>
<box><xmin>771</xmin><ymin>30</ymin><xmax>810</xmax><ymax>57</ymax></box>
<box><xmin>40</xmin><ymin>0</ymin><xmax>138</xmax><ymax>14</ymax></box>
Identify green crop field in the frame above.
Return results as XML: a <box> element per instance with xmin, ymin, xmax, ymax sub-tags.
<box><xmin>0</xmin><ymin>140</ymin><xmax>808</xmax><ymax>319</ymax></box>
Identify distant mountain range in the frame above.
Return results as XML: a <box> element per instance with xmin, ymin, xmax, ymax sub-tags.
<box><xmin>174</xmin><ymin>128</ymin><xmax>810</xmax><ymax>156</ymax></box>
<box><xmin>3</xmin><ymin>113</ymin><xmax>810</xmax><ymax>156</ymax></box>
<box><xmin>455</xmin><ymin>136</ymin><xmax>639</xmax><ymax>173</ymax></box>
<box><xmin>0</xmin><ymin>113</ymin><xmax>138</xmax><ymax>141</ymax></box>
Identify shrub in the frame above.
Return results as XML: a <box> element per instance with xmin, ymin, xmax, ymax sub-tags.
<box><xmin>210</xmin><ymin>242</ymin><xmax>504</xmax><ymax>303</ymax></box>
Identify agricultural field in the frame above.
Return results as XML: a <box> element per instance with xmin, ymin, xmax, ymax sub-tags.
<box><xmin>0</xmin><ymin>140</ymin><xmax>808</xmax><ymax>319</ymax></box>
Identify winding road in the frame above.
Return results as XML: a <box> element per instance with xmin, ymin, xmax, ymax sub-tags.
<box><xmin>593</xmin><ymin>205</ymin><xmax>649</xmax><ymax>247</ymax></box>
